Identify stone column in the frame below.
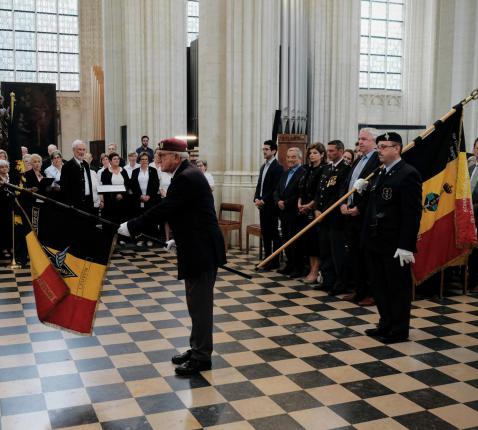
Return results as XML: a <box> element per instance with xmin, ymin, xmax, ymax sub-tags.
<box><xmin>308</xmin><ymin>0</ymin><xmax>360</xmax><ymax>146</ymax></box>
<box><xmin>199</xmin><ymin>0</ymin><xmax>281</xmax><ymax>243</ymax></box>
<box><xmin>103</xmin><ymin>0</ymin><xmax>187</xmax><ymax>151</ymax></box>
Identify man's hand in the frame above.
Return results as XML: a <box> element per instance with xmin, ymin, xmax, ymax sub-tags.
<box><xmin>164</xmin><ymin>239</ymin><xmax>176</xmax><ymax>254</ymax></box>
<box><xmin>254</xmin><ymin>199</ymin><xmax>264</xmax><ymax>209</ymax></box>
<box><xmin>348</xmin><ymin>207</ymin><xmax>360</xmax><ymax>217</ymax></box>
<box><xmin>314</xmin><ymin>210</ymin><xmax>322</xmax><ymax>218</ymax></box>
<box><xmin>393</xmin><ymin>248</ymin><xmax>415</xmax><ymax>267</ymax></box>
<box><xmin>118</xmin><ymin>222</ymin><xmax>130</xmax><ymax>237</ymax></box>
<box><xmin>353</xmin><ymin>178</ymin><xmax>369</xmax><ymax>194</ymax></box>
<box><xmin>278</xmin><ymin>200</ymin><xmax>285</xmax><ymax>210</ymax></box>
<box><xmin>340</xmin><ymin>204</ymin><xmax>348</xmax><ymax>215</ymax></box>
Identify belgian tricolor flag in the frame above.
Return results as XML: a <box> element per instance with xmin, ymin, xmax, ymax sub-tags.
<box><xmin>22</xmin><ymin>201</ymin><xmax>116</xmax><ymax>334</ymax></box>
<box><xmin>402</xmin><ymin>105</ymin><xmax>477</xmax><ymax>284</ymax></box>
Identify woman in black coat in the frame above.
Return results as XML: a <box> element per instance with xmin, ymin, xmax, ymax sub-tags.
<box><xmin>297</xmin><ymin>142</ymin><xmax>327</xmax><ymax>284</ymax></box>
<box><xmin>129</xmin><ymin>152</ymin><xmax>160</xmax><ymax>245</ymax></box>
<box><xmin>100</xmin><ymin>152</ymin><xmax>130</xmax><ymax>225</ymax></box>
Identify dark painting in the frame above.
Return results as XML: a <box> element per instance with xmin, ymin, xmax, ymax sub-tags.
<box><xmin>1</xmin><ymin>82</ymin><xmax>57</xmax><ymax>157</ymax></box>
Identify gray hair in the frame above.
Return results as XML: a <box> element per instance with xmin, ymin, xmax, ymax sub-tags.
<box><xmin>0</xmin><ymin>159</ymin><xmax>9</xmax><ymax>168</ymax></box>
<box><xmin>30</xmin><ymin>153</ymin><xmax>42</xmax><ymax>163</ymax></box>
<box><xmin>72</xmin><ymin>139</ymin><xmax>85</xmax><ymax>149</ymax></box>
<box><xmin>179</xmin><ymin>152</ymin><xmax>189</xmax><ymax>160</ymax></box>
<box><xmin>196</xmin><ymin>159</ymin><xmax>208</xmax><ymax>167</ymax></box>
<box><xmin>50</xmin><ymin>150</ymin><xmax>62</xmax><ymax>160</ymax></box>
<box><xmin>359</xmin><ymin>127</ymin><xmax>379</xmax><ymax>140</ymax></box>
<box><xmin>287</xmin><ymin>147</ymin><xmax>303</xmax><ymax>159</ymax></box>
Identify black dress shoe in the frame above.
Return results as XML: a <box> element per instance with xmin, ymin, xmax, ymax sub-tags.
<box><xmin>365</xmin><ymin>327</ymin><xmax>389</xmax><ymax>338</ymax></box>
<box><xmin>378</xmin><ymin>333</ymin><xmax>409</xmax><ymax>344</ymax></box>
<box><xmin>171</xmin><ymin>349</ymin><xmax>192</xmax><ymax>365</ymax></box>
<box><xmin>175</xmin><ymin>358</ymin><xmax>212</xmax><ymax>376</ymax></box>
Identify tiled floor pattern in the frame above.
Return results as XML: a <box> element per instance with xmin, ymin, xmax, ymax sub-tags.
<box><xmin>1</xmin><ymin>248</ymin><xmax>478</xmax><ymax>430</ymax></box>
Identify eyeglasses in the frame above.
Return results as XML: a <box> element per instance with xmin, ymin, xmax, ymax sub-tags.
<box><xmin>377</xmin><ymin>143</ymin><xmax>398</xmax><ymax>150</ymax></box>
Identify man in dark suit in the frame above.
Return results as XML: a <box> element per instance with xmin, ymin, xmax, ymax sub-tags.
<box><xmin>60</xmin><ymin>140</ymin><xmax>94</xmax><ymax>212</ymax></box>
<box><xmin>119</xmin><ymin>138</ymin><xmax>226</xmax><ymax>376</ymax></box>
<box><xmin>274</xmin><ymin>147</ymin><xmax>306</xmax><ymax>277</ymax></box>
<box><xmin>254</xmin><ymin>140</ymin><xmax>283</xmax><ymax>269</ymax></box>
<box><xmin>468</xmin><ymin>137</ymin><xmax>478</xmax><ymax>290</ymax></box>
<box><xmin>315</xmin><ymin>140</ymin><xmax>350</xmax><ymax>294</ymax></box>
<box><xmin>340</xmin><ymin>128</ymin><xmax>380</xmax><ymax>305</ymax></box>
<box><xmin>362</xmin><ymin>132</ymin><xmax>422</xmax><ymax>344</ymax></box>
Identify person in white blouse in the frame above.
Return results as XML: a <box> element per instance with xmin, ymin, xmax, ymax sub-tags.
<box><xmin>150</xmin><ymin>147</ymin><xmax>172</xmax><ymax>197</ymax></box>
<box><xmin>44</xmin><ymin>150</ymin><xmax>63</xmax><ymax>192</ymax></box>
<box><xmin>196</xmin><ymin>159</ymin><xmax>215</xmax><ymax>191</ymax></box>
<box><xmin>97</xmin><ymin>153</ymin><xmax>110</xmax><ymax>179</ymax></box>
<box><xmin>124</xmin><ymin>152</ymin><xmax>140</xmax><ymax>178</ymax></box>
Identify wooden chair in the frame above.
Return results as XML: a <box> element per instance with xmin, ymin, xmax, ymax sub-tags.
<box><xmin>246</xmin><ymin>224</ymin><xmax>263</xmax><ymax>260</ymax></box>
<box><xmin>218</xmin><ymin>203</ymin><xmax>244</xmax><ymax>249</ymax></box>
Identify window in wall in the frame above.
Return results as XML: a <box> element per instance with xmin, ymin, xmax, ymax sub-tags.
<box><xmin>187</xmin><ymin>0</ymin><xmax>198</xmax><ymax>46</ymax></box>
<box><xmin>360</xmin><ymin>0</ymin><xmax>404</xmax><ymax>91</ymax></box>
<box><xmin>0</xmin><ymin>0</ymin><xmax>79</xmax><ymax>91</ymax></box>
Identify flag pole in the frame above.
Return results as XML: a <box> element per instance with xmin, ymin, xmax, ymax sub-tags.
<box><xmin>256</xmin><ymin>88</ymin><xmax>478</xmax><ymax>269</ymax></box>
<box><xmin>0</xmin><ymin>182</ymin><xmax>252</xmax><ymax>279</ymax></box>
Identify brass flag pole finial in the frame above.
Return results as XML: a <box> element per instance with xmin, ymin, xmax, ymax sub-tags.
<box><xmin>9</xmin><ymin>91</ymin><xmax>15</xmax><ymax>119</ymax></box>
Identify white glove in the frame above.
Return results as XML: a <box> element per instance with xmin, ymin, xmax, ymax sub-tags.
<box><xmin>118</xmin><ymin>222</ymin><xmax>131</xmax><ymax>237</ymax></box>
<box><xmin>393</xmin><ymin>248</ymin><xmax>415</xmax><ymax>267</ymax></box>
<box><xmin>353</xmin><ymin>178</ymin><xmax>369</xmax><ymax>194</ymax></box>
<box><xmin>164</xmin><ymin>239</ymin><xmax>176</xmax><ymax>254</ymax></box>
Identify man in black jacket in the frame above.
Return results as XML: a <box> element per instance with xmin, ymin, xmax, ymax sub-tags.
<box><xmin>254</xmin><ymin>140</ymin><xmax>283</xmax><ymax>269</ymax></box>
<box><xmin>274</xmin><ymin>147</ymin><xmax>306</xmax><ymax>277</ymax></box>
<box><xmin>60</xmin><ymin>140</ymin><xmax>94</xmax><ymax>213</ymax></box>
<box><xmin>119</xmin><ymin>138</ymin><xmax>226</xmax><ymax>376</ymax></box>
<box><xmin>340</xmin><ymin>128</ymin><xmax>380</xmax><ymax>305</ymax></box>
<box><xmin>362</xmin><ymin>132</ymin><xmax>422</xmax><ymax>344</ymax></box>
<box><xmin>315</xmin><ymin>140</ymin><xmax>350</xmax><ymax>294</ymax></box>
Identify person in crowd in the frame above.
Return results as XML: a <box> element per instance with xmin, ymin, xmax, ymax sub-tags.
<box><xmin>353</xmin><ymin>141</ymin><xmax>361</xmax><ymax>160</ymax></box>
<box><xmin>298</xmin><ymin>142</ymin><xmax>327</xmax><ymax>283</ymax></box>
<box><xmin>124</xmin><ymin>152</ymin><xmax>140</xmax><ymax>178</ymax></box>
<box><xmin>24</xmin><ymin>153</ymin><xmax>44</xmax><ymax>192</ymax></box>
<box><xmin>44</xmin><ymin>150</ymin><xmax>63</xmax><ymax>193</ymax></box>
<box><xmin>314</xmin><ymin>140</ymin><xmax>350</xmax><ymax>295</ymax></box>
<box><xmin>360</xmin><ymin>132</ymin><xmax>422</xmax><ymax>343</ymax></box>
<box><xmin>343</xmin><ymin>149</ymin><xmax>355</xmax><ymax>165</ymax></box>
<box><xmin>150</xmin><ymin>147</ymin><xmax>172</xmax><ymax>239</ymax></box>
<box><xmin>275</xmin><ymin>147</ymin><xmax>306</xmax><ymax>277</ymax></box>
<box><xmin>0</xmin><ymin>149</ymin><xmax>7</xmax><ymax>160</ymax></box>
<box><xmin>83</xmin><ymin>152</ymin><xmax>101</xmax><ymax>212</ymax></box>
<box><xmin>118</xmin><ymin>138</ymin><xmax>226</xmax><ymax>376</ymax></box>
<box><xmin>107</xmin><ymin>142</ymin><xmax>125</xmax><ymax>167</ymax></box>
<box><xmin>21</xmin><ymin>146</ymin><xmax>28</xmax><ymax>157</ymax></box>
<box><xmin>100</xmin><ymin>152</ymin><xmax>130</xmax><ymax>225</ymax></box>
<box><xmin>136</xmin><ymin>135</ymin><xmax>154</xmax><ymax>162</ymax></box>
<box><xmin>340</xmin><ymin>128</ymin><xmax>380</xmax><ymax>305</ymax></box>
<box><xmin>41</xmin><ymin>144</ymin><xmax>58</xmax><ymax>173</ymax></box>
<box><xmin>130</xmin><ymin>152</ymin><xmax>160</xmax><ymax>246</ymax></box>
<box><xmin>97</xmin><ymin>153</ymin><xmax>110</xmax><ymax>178</ymax></box>
<box><xmin>0</xmin><ymin>159</ymin><xmax>12</xmax><ymax>259</ymax></box>
<box><xmin>60</xmin><ymin>139</ymin><xmax>95</xmax><ymax>212</ymax></box>
<box><xmin>254</xmin><ymin>140</ymin><xmax>284</xmax><ymax>270</ymax></box>
<box><xmin>468</xmin><ymin>137</ymin><xmax>478</xmax><ymax>292</ymax></box>
<box><xmin>196</xmin><ymin>160</ymin><xmax>215</xmax><ymax>191</ymax></box>
<box><xmin>22</xmin><ymin>154</ymin><xmax>32</xmax><ymax>171</ymax></box>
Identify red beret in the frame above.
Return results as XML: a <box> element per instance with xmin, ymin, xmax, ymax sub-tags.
<box><xmin>158</xmin><ymin>138</ymin><xmax>187</xmax><ymax>152</ymax></box>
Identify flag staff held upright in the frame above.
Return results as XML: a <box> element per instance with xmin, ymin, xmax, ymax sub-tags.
<box><xmin>6</xmin><ymin>92</ymin><xmax>22</xmax><ymax>269</ymax></box>
<box><xmin>256</xmin><ymin>87</ymin><xmax>478</xmax><ymax>270</ymax></box>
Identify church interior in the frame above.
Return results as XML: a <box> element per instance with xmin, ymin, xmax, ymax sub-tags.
<box><xmin>1</xmin><ymin>0</ymin><xmax>478</xmax><ymax>429</ymax></box>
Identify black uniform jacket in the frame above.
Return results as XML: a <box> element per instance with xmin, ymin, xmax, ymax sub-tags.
<box><xmin>469</xmin><ymin>165</ymin><xmax>478</xmax><ymax>225</ymax></box>
<box><xmin>60</xmin><ymin>158</ymin><xmax>94</xmax><ymax>208</ymax></box>
<box><xmin>130</xmin><ymin>166</ymin><xmax>160</xmax><ymax>210</ymax></box>
<box><xmin>254</xmin><ymin>159</ymin><xmax>283</xmax><ymax>205</ymax></box>
<box><xmin>315</xmin><ymin>160</ymin><xmax>351</xmax><ymax>226</ymax></box>
<box><xmin>127</xmin><ymin>160</ymin><xmax>227</xmax><ymax>280</ymax></box>
<box><xmin>340</xmin><ymin>151</ymin><xmax>380</xmax><ymax>213</ymax></box>
<box><xmin>274</xmin><ymin>165</ymin><xmax>306</xmax><ymax>219</ymax></box>
<box><xmin>362</xmin><ymin>159</ymin><xmax>422</xmax><ymax>254</ymax></box>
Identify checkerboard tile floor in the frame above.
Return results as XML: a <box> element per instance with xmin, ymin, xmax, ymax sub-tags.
<box><xmin>1</xmin><ymin>247</ymin><xmax>478</xmax><ymax>430</ymax></box>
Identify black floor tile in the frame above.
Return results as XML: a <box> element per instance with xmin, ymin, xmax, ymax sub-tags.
<box><xmin>402</xmin><ymin>388</ymin><xmax>457</xmax><ymax>409</ymax></box>
<box><xmin>49</xmin><ymin>404</ymin><xmax>99</xmax><ymax>429</ymax></box>
<box><xmin>287</xmin><ymin>371</ymin><xmax>334</xmax><ymax>389</ymax></box>
<box><xmin>136</xmin><ymin>392</ymin><xmax>185</xmax><ymax>414</ymax></box>
<box><xmin>271</xmin><ymin>390</ymin><xmax>322</xmax><ymax>412</ymax></box>
<box><xmin>330</xmin><ymin>400</ymin><xmax>386</xmax><ymax>424</ymax></box>
<box><xmin>190</xmin><ymin>402</ymin><xmax>243</xmax><ymax>427</ymax></box>
<box><xmin>395</xmin><ymin>411</ymin><xmax>457</xmax><ymax>430</ymax></box>
<box><xmin>87</xmin><ymin>383</ymin><xmax>132</xmax><ymax>403</ymax></box>
<box><xmin>407</xmin><ymin>369</ymin><xmax>458</xmax><ymax>387</ymax></box>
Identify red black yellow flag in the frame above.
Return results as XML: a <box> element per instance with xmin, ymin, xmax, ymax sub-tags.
<box><xmin>23</xmin><ymin>201</ymin><xmax>116</xmax><ymax>334</ymax></box>
<box><xmin>402</xmin><ymin>105</ymin><xmax>477</xmax><ymax>284</ymax></box>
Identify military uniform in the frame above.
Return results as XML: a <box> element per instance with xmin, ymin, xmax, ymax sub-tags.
<box><xmin>363</xmin><ymin>159</ymin><xmax>422</xmax><ymax>339</ymax></box>
<box><xmin>315</xmin><ymin>159</ymin><xmax>350</xmax><ymax>292</ymax></box>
